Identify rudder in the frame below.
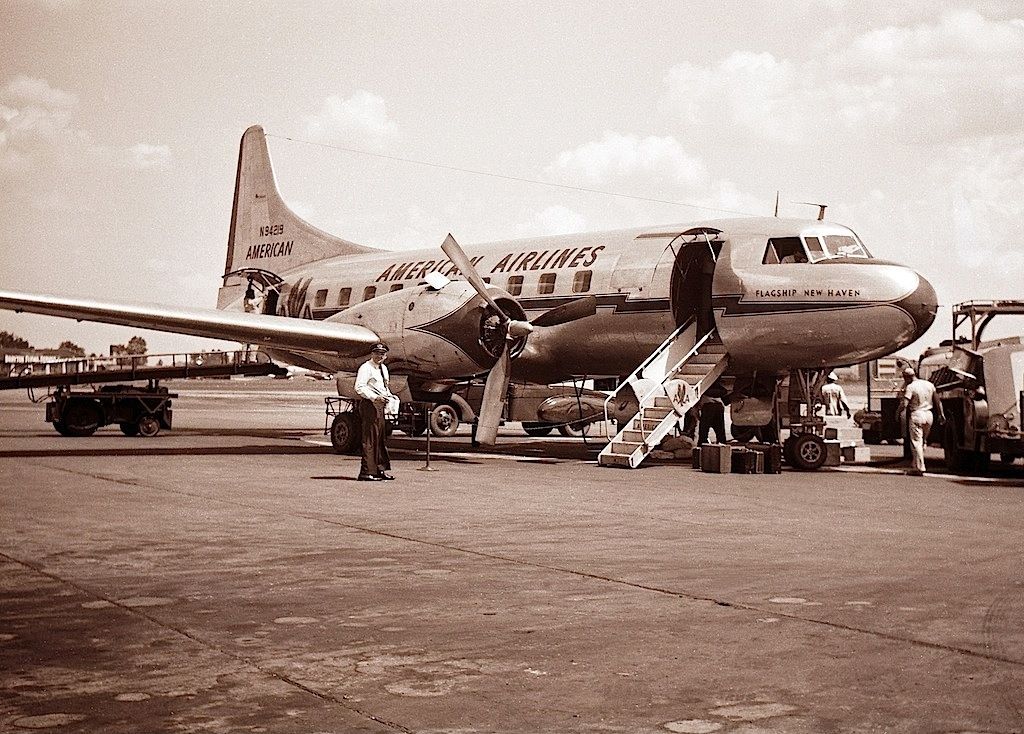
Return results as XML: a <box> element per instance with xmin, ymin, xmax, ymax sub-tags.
<box><xmin>218</xmin><ymin>125</ymin><xmax>377</xmax><ymax>308</ymax></box>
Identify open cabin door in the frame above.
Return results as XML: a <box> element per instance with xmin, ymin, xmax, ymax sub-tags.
<box><xmin>665</xmin><ymin>228</ymin><xmax>723</xmax><ymax>334</ymax></box>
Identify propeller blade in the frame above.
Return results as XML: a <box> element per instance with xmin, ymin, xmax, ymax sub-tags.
<box><xmin>475</xmin><ymin>345</ymin><xmax>511</xmax><ymax>445</ymax></box>
<box><xmin>441</xmin><ymin>233</ymin><xmax>508</xmax><ymax>321</ymax></box>
<box><xmin>530</xmin><ymin>295</ymin><xmax>597</xmax><ymax>328</ymax></box>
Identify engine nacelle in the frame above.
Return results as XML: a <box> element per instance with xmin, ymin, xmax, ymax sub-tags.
<box><xmin>326</xmin><ymin>281</ymin><xmax>525</xmax><ymax>379</ymax></box>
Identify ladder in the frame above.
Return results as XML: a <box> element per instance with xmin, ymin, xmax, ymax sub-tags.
<box><xmin>598</xmin><ymin>326</ymin><xmax>729</xmax><ymax>468</ymax></box>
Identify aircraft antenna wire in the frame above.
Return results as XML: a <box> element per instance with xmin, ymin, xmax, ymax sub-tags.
<box><xmin>267</xmin><ymin>134</ymin><xmax>761</xmax><ymax>218</ymax></box>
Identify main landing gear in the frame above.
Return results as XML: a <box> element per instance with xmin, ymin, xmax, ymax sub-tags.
<box><xmin>780</xmin><ymin>368</ymin><xmax>830</xmax><ymax>471</ymax></box>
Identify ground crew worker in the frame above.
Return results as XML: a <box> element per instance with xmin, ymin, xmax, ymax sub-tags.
<box><xmin>697</xmin><ymin>393</ymin><xmax>726</xmax><ymax>445</ymax></box>
<box><xmin>821</xmin><ymin>371</ymin><xmax>851</xmax><ymax>418</ymax></box>
<box><xmin>354</xmin><ymin>343</ymin><xmax>397</xmax><ymax>481</ymax></box>
<box><xmin>898</xmin><ymin>366</ymin><xmax>945</xmax><ymax>476</ymax></box>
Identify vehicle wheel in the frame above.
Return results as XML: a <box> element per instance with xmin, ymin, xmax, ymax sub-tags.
<box><xmin>861</xmin><ymin>428</ymin><xmax>881</xmax><ymax>445</ymax></box>
<box><xmin>1000</xmin><ymin>452</ymin><xmax>1016</xmax><ymax>465</ymax></box>
<box><xmin>62</xmin><ymin>399</ymin><xmax>102</xmax><ymax>437</ymax></box>
<box><xmin>120</xmin><ymin>422</ymin><xmax>140</xmax><ymax>437</ymax></box>
<box><xmin>330</xmin><ymin>413</ymin><xmax>360</xmax><ymax>454</ymax></box>
<box><xmin>558</xmin><ymin>421</ymin><xmax>591</xmax><ymax>438</ymax></box>
<box><xmin>975</xmin><ymin>451</ymin><xmax>991</xmax><ymax>474</ymax></box>
<box><xmin>429</xmin><ymin>404</ymin><xmax>460</xmax><ymax>437</ymax></box>
<box><xmin>522</xmin><ymin>422</ymin><xmax>555</xmax><ymax>437</ymax></box>
<box><xmin>53</xmin><ymin>420</ymin><xmax>71</xmax><ymax>437</ymax></box>
<box><xmin>789</xmin><ymin>433</ymin><xmax>827</xmax><ymax>471</ymax></box>
<box><xmin>943</xmin><ymin>418</ymin><xmax>974</xmax><ymax>474</ymax></box>
<box><xmin>137</xmin><ymin>415</ymin><xmax>161</xmax><ymax>437</ymax></box>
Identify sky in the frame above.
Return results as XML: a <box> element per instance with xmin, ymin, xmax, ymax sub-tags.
<box><xmin>1</xmin><ymin>0</ymin><xmax>1022</xmax><ymax>359</ymax></box>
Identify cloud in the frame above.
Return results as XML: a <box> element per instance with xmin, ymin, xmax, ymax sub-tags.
<box><xmin>2</xmin><ymin>75</ymin><xmax>77</xmax><ymax>109</ymax></box>
<box><xmin>661</xmin><ymin>10</ymin><xmax>1024</xmax><ymax>146</ymax></box>
<box><xmin>303</xmin><ymin>90</ymin><xmax>398</xmax><ymax>148</ymax></box>
<box><xmin>545</xmin><ymin>131</ymin><xmax>708</xmax><ymax>189</ymax></box>
<box><xmin>514</xmin><ymin>205</ymin><xmax>587</xmax><ymax>238</ymax></box>
<box><xmin>124</xmin><ymin>142</ymin><xmax>172</xmax><ymax>171</ymax></box>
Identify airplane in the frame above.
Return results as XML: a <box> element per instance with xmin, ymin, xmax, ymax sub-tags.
<box><xmin>0</xmin><ymin>125</ymin><xmax>938</xmax><ymax>467</ymax></box>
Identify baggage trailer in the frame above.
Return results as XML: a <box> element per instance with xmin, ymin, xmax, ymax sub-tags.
<box><xmin>47</xmin><ymin>383</ymin><xmax>176</xmax><ymax>437</ymax></box>
<box><xmin>0</xmin><ymin>349</ymin><xmax>286</xmax><ymax>437</ymax></box>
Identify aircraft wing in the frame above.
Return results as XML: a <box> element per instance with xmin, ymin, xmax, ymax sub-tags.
<box><xmin>0</xmin><ymin>290</ymin><xmax>380</xmax><ymax>357</ymax></box>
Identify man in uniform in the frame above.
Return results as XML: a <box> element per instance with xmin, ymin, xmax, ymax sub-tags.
<box><xmin>898</xmin><ymin>366</ymin><xmax>945</xmax><ymax>476</ymax></box>
<box><xmin>354</xmin><ymin>343</ymin><xmax>397</xmax><ymax>481</ymax></box>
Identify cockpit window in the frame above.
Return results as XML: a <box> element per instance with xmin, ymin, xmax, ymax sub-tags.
<box><xmin>823</xmin><ymin>235</ymin><xmax>870</xmax><ymax>258</ymax></box>
<box><xmin>763</xmin><ymin>237</ymin><xmax>808</xmax><ymax>265</ymax></box>
<box><xmin>804</xmin><ymin>236</ymin><xmax>827</xmax><ymax>262</ymax></box>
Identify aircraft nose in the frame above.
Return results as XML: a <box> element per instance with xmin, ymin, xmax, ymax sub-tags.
<box><xmin>898</xmin><ymin>270</ymin><xmax>938</xmax><ymax>341</ymax></box>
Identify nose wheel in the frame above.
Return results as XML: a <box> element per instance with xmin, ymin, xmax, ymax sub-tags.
<box><xmin>784</xmin><ymin>433</ymin><xmax>828</xmax><ymax>471</ymax></box>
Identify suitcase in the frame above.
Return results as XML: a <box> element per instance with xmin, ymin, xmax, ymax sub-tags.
<box><xmin>731</xmin><ymin>448</ymin><xmax>763</xmax><ymax>474</ymax></box>
<box><xmin>700</xmin><ymin>444</ymin><xmax>732</xmax><ymax>473</ymax></box>
<box><xmin>757</xmin><ymin>444</ymin><xmax>783</xmax><ymax>474</ymax></box>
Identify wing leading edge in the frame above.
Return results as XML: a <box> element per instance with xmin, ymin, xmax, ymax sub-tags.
<box><xmin>0</xmin><ymin>290</ymin><xmax>380</xmax><ymax>357</ymax></box>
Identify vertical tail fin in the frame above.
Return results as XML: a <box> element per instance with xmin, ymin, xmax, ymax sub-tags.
<box><xmin>218</xmin><ymin>125</ymin><xmax>377</xmax><ymax>308</ymax></box>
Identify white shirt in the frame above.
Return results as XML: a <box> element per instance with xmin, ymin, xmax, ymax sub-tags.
<box><xmin>821</xmin><ymin>382</ymin><xmax>848</xmax><ymax>415</ymax></box>
<box><xmin>903</xmin><ymin>378</ymin><xmax>936</xmax><ymax>414</ymax></box>
<box><xmin>355</xmin><ymin>360</ymin><xmax>391</xmax><ymax>401</ymax></box>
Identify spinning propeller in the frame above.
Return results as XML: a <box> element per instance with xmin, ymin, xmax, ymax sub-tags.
<box><xmin>440</xmin><ymin>234</ymin><xmax>597</xmax><ymax>445</ymax></box>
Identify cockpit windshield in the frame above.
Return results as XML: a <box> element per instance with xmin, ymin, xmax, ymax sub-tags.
<box><xmin>762</xmin><ymin>231</ymin><xmax>871</xmax><ymax>264</ymax></box>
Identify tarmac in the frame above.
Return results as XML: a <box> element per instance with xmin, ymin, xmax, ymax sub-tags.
<box><xmin>2</xmin><ymin>380</ymin><xmax>1024</xmax><ymax>733</ymax></box>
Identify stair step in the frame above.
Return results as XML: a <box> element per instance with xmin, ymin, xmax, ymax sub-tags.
<box><xmin>642</xmin><ymin>407</ymin><xmax>671</xmax><ymax>419</ymax></box>
<box><xmin>598</xmin><ymin>453</ymin><xmax>634</xmax><ymax>467</ymax></box>
<box><xmin>676</xmin><ymin>364</ymin><xmax>715</xmax><ymax>376</ymax></box>
<box><xmin>611</xmin><ymin>441</ymin><xmax>644</xmax><ymax>455</ymax></box>
<box><xmin>621</xmin><ymin>430</ymin><xmax>646</xmax><ymax>442</ymax></box>
<box><xmin>688</xmin><ymin>353</ymin><xmax>723</xmax><ymax>364</ymax></box>
<box><xmin>651</xmin><ymin>396</ymin><xmax>673</xmax><ymax>408</ymax></box>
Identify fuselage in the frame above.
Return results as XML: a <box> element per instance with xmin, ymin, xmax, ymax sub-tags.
<box><xmin>236</xmin><ymin>216</ymin><xmax>937</xmax><ymax>384</ymax></box>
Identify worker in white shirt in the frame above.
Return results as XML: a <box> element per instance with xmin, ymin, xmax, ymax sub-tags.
<box><xmin>821</xmin><ymin>372</ymin><xmax>851</xmax><ymax>418</ymax></box>
<box><xmin>898</xmin><ymin>367</ymin><xmax>945</xmax><ymax>476</ymax></box>
<box><xmin>354</xmin><ymin>343</ymin><xmax>397</xmax><ymax>481</ymax></box>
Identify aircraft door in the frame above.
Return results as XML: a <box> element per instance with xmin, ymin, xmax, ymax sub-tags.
<box><xmin>666</xmin><ymin>233</ymin><xmax>721</xmax><ymax>334</ymax></box>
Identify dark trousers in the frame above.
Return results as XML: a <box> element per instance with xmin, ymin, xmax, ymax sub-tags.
<box><xmin>359</xmin><ymin>399</ymin><xmax>390</xmax><ymax>476</ymax></box>
<box><xmin>698</xmin><ymin>401</ymin><xmax>726</xmax><ymax>444</ymax></box>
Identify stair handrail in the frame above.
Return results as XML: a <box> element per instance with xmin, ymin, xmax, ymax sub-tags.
<box><xmin>603</xmin><ymin>317</ymin><xmax>695</xmax><ymax>425</ymax></box>
<box><xmin>637</xmin><ymin>329</ymin><xmax>717</xmax><ymax>410</ymax></box>
<box><xmin>631</xmin><ymin>329</ymin><xmax>719</xmax><ymax>443</ymax></box>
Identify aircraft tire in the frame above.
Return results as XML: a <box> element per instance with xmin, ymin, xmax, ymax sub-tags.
<box><xmin>429</xmin><ymin>404</ymin><xmax>460</xmax><ymax>437</ymax></box>
<box><xmin>61</xmin><ymin>399</ymin><xmax>102</xmax><ymax>437</ymax></box>
<box><xmin>558</xmin><ymin>421</ymin><xmax>591</xmax><ymax>438</ymax></box>
<box><xmin>522</xmin><ymin>422</ymin><xmax>555</xmax><ymax>437</ymax></box>
<box><xmin>137</xmin><ymin>415</ymin><xmax>161</xmax><ymax>438</ymax></box>
<box><xmin>731</xmin><ymin>423</ymin><xmax>778</xmax><ymax>443</ymax></box>
<box><xmin>789</xmin><ymin>433</ymin><xmax>827</xmax><ymax>471</ymax></box>
<box><xmin>53</xmin><ymin>421</ymin><xmax>72</xmax><ymax>437</ymax></box>
<box><xmin>330</xmin><ymin>413</ymin><xmax>360</xmax><ymax>454</ymax></box>
<box><xmin>120</xmin><ymin>422</ymin><xmax>140</xmax><ymax>437</ymax></box>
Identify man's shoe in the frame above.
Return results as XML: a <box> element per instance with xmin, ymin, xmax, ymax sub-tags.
<box><xmin>376</xmin><ymin>473</ymin><xmax>395</xmax><ymax>480</ymax></box>
<box><xmin>357</xmin><ymin>474</ymin><xmax>381</xmax><ymax>481</ymax></box>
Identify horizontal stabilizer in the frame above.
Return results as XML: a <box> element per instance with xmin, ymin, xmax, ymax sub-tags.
<box><xmin>0</xmin><ymin>290</ymin><xmax>381</xmax><ymax>357</ymax></box>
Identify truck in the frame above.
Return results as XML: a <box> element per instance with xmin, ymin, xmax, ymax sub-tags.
<box><xmin>928</xmin><ymin>301</ymin><xmax>1024</xmax><ymax>473</ymax></box>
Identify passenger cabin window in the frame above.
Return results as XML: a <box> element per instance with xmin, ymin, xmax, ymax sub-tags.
<box><xmin>314</xmin><ymin>288</ymin><xmax>328</xmax><ymax>307</ymax></box>
<box><xmin>389</xmin><ymin>283</ymin><xmax>403</xmax><ymax>293</ymax></box>
<box><xmin>824</xmin><ymin>235</ymin><xmax>869</xmax><ymax>258</ymax></box>
<box><xmin>572</xmin><ymin>270</ymin><xmax>592</xmax><ymax>293</ymax></box>
<box><xmin>337</xmin><ymin>287</ymin><xmax>351</xmax><ymax>307</ymax></box>
<box><xmin>363</xmin><ymin>286</ymin><xmax>376</xmax><ymax>301</ymax></box>
<box><xmin>763</xmin><ymin>237</ymin><xmax>808</xmax><ymax>265</ymax></box>
<box><xmin>507</xmin><ymin>275</ymin><xmax>523</xmax><ymax>296</ymax></box>
<box><xmin>538</xmin><ymin>273</ymin><xmax>556</xmax><ymax>295</ymax></box>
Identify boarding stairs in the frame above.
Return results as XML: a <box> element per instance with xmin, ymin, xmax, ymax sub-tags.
<box><xmin>598</xmin><ymin>321</ymin><xmax>729</xmax><ymax>468</ymax></box>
